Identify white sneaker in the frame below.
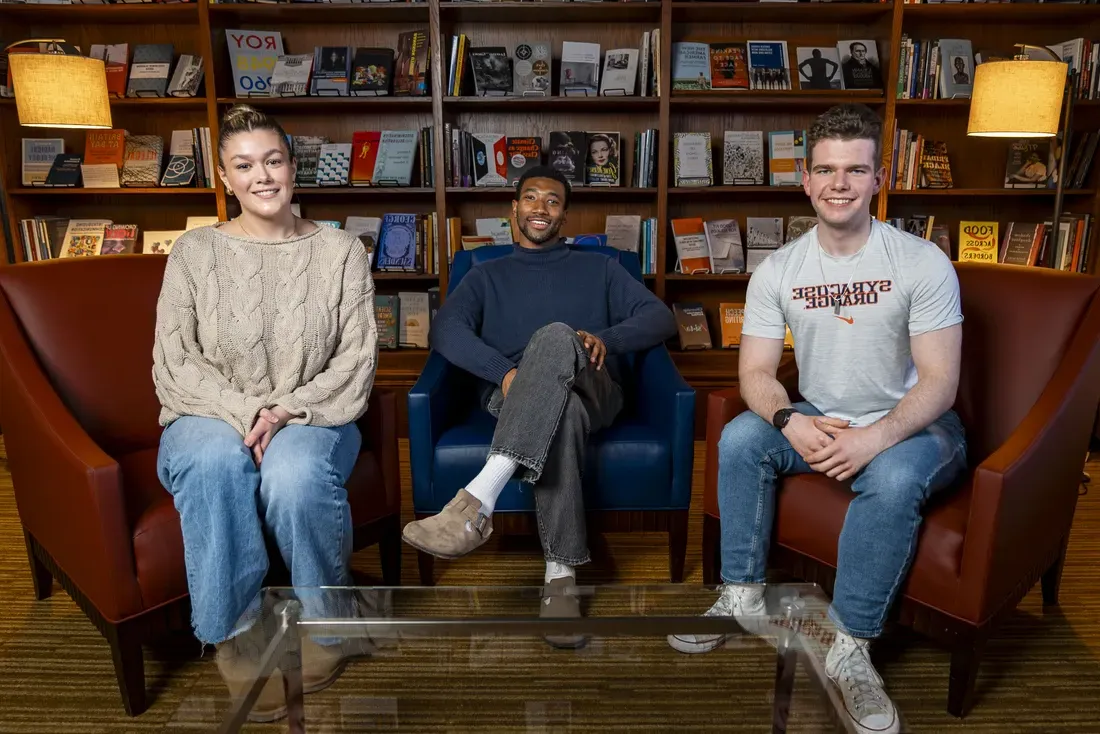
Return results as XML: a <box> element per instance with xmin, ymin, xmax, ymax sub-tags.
<box><xmin>825</xmin><ymin>634</ymin><xmax>900</xmax><ymax>734</ymax></box>
<box><xmin>667</xmin><ymin>584</ymin><xmax>768</xmax><ymax>654</ymax></box>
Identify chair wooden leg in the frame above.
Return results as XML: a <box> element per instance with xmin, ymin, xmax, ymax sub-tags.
<box><xmin>668</xmin><ymin>510</ymin><xmax>688</xmax><ymax>583</ymax></box>
<box><xmin>416</xmin><ymin>551</ymin><xmax>435</xmax><ymax>586</ymax></box>
<box><xmin>948</xmin><ymin>635</ymin><xmax>985</xmax><ymax>718</ymax></box>
<box><xmin>702</xmin><ymin>514</ymin><xmax>720</xmax><ymax>587</ymax></box>
<box><xmin>1041</xmin><ymin>538</ymin><xmax>1069</xmax><ymax>607</ymax></box>
<box><xmin>379</xmin><ymin>515</ymin><xmax>402</xmax><ymax>586</ymax></box>
<box><xmin>23</xmin><ymin>530</ymin><xmax>53</xmax><ymax>601</ymax></box>
<box><xmin>106</xmin><ymin>624</ymin><xmax>147</xmax><ymax>716</ymax></box>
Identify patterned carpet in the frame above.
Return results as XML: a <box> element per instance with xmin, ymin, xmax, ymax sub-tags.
<box><xmin>0</xmin><ymin>437</ymin><xmax>1097</xmax><ymax>733</ymax></box>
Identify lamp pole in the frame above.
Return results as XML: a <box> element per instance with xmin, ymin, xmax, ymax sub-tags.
<box><xmin>1047</xmin><ymin>68</ymin><xmax>1077</xmax><ymax>269</ymax></box>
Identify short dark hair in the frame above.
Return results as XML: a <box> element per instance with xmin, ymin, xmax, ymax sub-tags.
<box><xmin>514</xmin><ymin>165</ymin><xmax>571</xmax><ymax>210</ymax></box>
<box><xmin>806</xmin><ymin>104</ymin><xmax>882</xmax><ymax>168</ymax></box>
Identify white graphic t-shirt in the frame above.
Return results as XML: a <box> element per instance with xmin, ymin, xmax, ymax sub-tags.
<box><xmin>742</xmin><ymin>219</ymin><xmax>962</xmax><ymax>426</ymax></box>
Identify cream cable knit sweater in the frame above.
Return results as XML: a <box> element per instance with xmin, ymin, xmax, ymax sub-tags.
<box><xmin>153</xmin><ymin>223</ymin><xmax>378</xmax><ymax>438</ymax></box>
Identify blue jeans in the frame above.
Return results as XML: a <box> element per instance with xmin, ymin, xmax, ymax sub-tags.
<box><xmin>157</xmin><ymin>416</ymin><xmax>361</xmax><ymax>644</ymax></box>
<box><xmin>717</xmin><ymin>401</ymin><xmax>967</xmax><ymax>638</ymax></box>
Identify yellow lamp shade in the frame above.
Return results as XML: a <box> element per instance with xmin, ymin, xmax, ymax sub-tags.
<box><xmin>967</xmin><ymin>60</ymin><xmax>1066</xmax><ymax>137</ymax></box>
<box><xmin>9</xmin><ymin>53</ymin><xmax>112</xmax><ymax>129</ymax></box>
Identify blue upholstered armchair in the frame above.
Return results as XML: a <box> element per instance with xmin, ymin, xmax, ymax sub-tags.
<box><xmin>407</xmin><ymin>244</ymin><xmax>695</xmax><ymax>584</ymax></box>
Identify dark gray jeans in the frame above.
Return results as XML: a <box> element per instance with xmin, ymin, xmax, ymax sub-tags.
<box><xmin>479</xmin><ymin>322</ymin><xmax>624</xmax><ymax>566</ymax></box>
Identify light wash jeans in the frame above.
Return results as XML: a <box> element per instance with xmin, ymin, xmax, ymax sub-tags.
<box><xmin>157</xmin><ymin>416</ymin><xmax>361</xmax><ymax>644</ymax></box>
<box><xmin>479</xmin><ymin>323</ymin><xmax>624</xmax><ymax>566</ymax></box>
<box><xmin>717</xmin><ymin>401</ymin><xmax>967</xmax><ymax>638</ymax></box>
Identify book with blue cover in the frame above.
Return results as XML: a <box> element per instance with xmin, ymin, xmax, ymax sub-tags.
<box><xmin>376</xmin><ymin>213</ymin><xmax>418</xmax><ymax>271</ymax></box>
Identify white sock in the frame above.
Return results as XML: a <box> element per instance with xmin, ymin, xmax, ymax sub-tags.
<box><xmin>545</xmin><ymin>561</ymin><xmax>575</xmax><ymax>583</ymax></box>
<box><xmin>463</xmin><ymin>453</ymin><xmax>518</xmax><ymax>517</ymax></box>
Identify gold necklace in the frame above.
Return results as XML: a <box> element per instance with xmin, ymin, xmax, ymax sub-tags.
<box><xmin>237</xmin><ymin>216</ymin><xmax>297</xmax><ymax>241</ymax></box>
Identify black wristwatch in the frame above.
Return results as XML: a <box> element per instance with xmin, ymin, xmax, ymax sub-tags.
<box><xmin>772</xmin><ymin>408</ymin><xmax>797</xmax><ymax>430</ymax></box>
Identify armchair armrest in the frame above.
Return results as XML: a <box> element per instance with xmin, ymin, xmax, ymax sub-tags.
<box><xmin>635</xmin><ymin>346</ymin><xmax>695</xmax><ymax>508</ymax></box>
<box><xmin>357</xmin><ymin>390</ymin><xmax>400</xmax><ymax>516</ymax></box>
<box><xmin>407</xmin><ymin>351</ymin><xmax>459</xmax><ymax>502</ymax></box>
<box><xmin>0</xmin><ymin>306</ymin><xmax>142</xmax><ymax>622</ymax></box>
<box><xmin>958</xmin><ymin>301</ymin><xmax>1100</xmax><ymax>624</ymax></box>
<box><xmin>704</xmin><ymin>358</ymin><xmax>800</xmax><ymax>516</ymax></box>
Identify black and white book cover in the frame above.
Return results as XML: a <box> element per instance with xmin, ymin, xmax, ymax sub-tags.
<box><xmin>723</xmin><ymin>131</ymin><xmax>765</xmax><ymax>186</ymax></box>
<box><xmin>271</xmin><ymin>54</ymin><xmax>313</xmax><ymax>97</ymax></box>
<box><xmin>293</xmin><ymin>136</ymin><xmax>329</xmax><ymax>187</ymax></box>
<box><xmin>837</xmin><ymin>39</ymin><xmax>883</xmax><ymax>90</ymax></box>
<box><xmin>795</xmin><ymin>46</ymin><xmax>843</xmax><ymax>90</ymax></box>
<box><xmin>167</xmin><ymin>55</ymin><xmax>204</xmax><ymax>97</ymax></box>
<box><xmin>547</xmin><ymin>131</ymin><xmax>586</xmax><ymax>185</ymax></box>
<box><xmin>469</xmin><ymin>47</ymin><xmax>512</xmax><ymax>96</ymax></box>
<box><xmin>937</xmin><ymin>39</ymin><xmax>974</xmax><ymax>99</ymax></box>
<box><xmin>600</xmin><ymin>48</ymin><xmax>638</xmax><ymax>95</ymax></box>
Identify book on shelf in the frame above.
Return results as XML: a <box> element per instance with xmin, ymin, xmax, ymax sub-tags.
<box><xmin>21</xmin><ymin>138</ymin><xmax>63</xmax><ymax>187</ymax></box>
<box><xmin>271</xmin><ymin>53</ymin><xmax>314</xmax><ymax>97</ymax></box>
<box><xmin>957</xmin><ymin>221</ymin><xmax>998</xmax><ymax>264</ymax></box>
<box><xmin>226</xmin><ymin>30</ymin><xmax>283</xmax><ymax>97</ymax></box>
<box><xmin>723</xmin><ymin>131</ymin><xmax>764</xmax><ymax>186</ymax></box>
<box><xmin>673</xmin><ymin>302</ymin><xmax>712</xmax><ymax>351</ymax></box>
<box><xmin>795</xmin><ymin>46</ymin><xmax>843</xmax><ymax>91</ymax></box>
<box><xmin>560</xmin><ymin>41</ymin><xmax>601</xmax><ymax>96</ymax></box>
<box><xmin>670</xmin><ymin>218</ymin><xmax>712</xmax><ymax>275</ymax></box>
<box><xmin>673</xmin><ymin>132</ymin><xmax>713</xmax><ymax>188</ymax></box>
<box><xmin>747</xmin><ymin>40</ymin><xmax>791</xmax><ymax>91</ymax></box>
<box><xmin>705</xmin><ymin>219</ymin><xmax>745</xmax><ymax>274</ymax></box>
<box><xmin>719</xmin><ymin>302</ymin><xmax>746</xmax><ymax>350</ymax></box>
<box><xmin>768</xmin><ymin>131</ymin><xmax>805</xmax><ymax>186</ymax></box>
<box><xmin>44</xmin><ymin>154</ymin><xmax>82</xmax><ymax>187</ymax></box>
<box><xmin>127</xmin><ymin>44</ymin><xmax>173</xmax><ymax>98</ymax></box>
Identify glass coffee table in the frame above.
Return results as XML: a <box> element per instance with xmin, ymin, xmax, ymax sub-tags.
<box><xmin>211</xmin><ymin>583</ymin><xmax>869</xmax><ymax>733</ymax></box>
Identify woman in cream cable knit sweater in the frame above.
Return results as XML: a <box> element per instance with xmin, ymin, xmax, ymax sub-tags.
<box><xmin>152</xmin><ymin>105</ymin><xmax>377</xmax><ymax>721</ymax></box>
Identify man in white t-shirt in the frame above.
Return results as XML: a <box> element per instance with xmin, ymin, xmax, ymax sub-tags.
<box><xmin>668</xmin><ymin>104</ymin><xmax>967</xmax><ymax>734</ymax></box>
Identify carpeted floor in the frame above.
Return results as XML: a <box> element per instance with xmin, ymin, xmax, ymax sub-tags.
<box><xmin>0</xmin><ymin>437</ymin><xmax>1097</xmax><ymax>732</ymax></box>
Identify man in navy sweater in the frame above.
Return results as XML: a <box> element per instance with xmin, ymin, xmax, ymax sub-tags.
<box><xmin>402</xmin><ymin>166</ymin><xmax>676</xmax><ymax>640</ymax></box>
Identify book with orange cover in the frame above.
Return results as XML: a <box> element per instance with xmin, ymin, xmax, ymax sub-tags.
<box><xmin>670</xmin><ymin>217</ymin><xmax>712</xmax><ymax>274</ymax></box>
<box><xmin>719</xmin><ymin>302</ymin><xmax>745</xmax><ymax>348</ymax></box>
<box><xmin>84</xmin><ymin>130</ymin><xmax>128</xmax><ymax>169</ymax></box>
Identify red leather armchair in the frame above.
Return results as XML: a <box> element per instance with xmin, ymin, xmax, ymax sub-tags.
<box><xmin>701</xmin><ymin>262</ymin><xmax>1100</xmax><ymax>717</ymax></box>
<box><xmin>0</xmin><ymin>256</ymin><xmax>401</xmax><ymax>716</ymax></box>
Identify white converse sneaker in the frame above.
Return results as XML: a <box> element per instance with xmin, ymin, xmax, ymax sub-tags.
<box><xmin>667</xmin><ymin>584</ymin><xmax>768</xmax><ymax>654</ymax></box>
<box><xmin>825</xmin><ymin>634</ymin><xmax>900</xmax><ymax>734</ymax></box>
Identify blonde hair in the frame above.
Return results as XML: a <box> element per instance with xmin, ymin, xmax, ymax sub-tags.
<box><xmin>217</xmin><ymin>104</ymin><xmax>293</xmax><ymax>163</ymax></box>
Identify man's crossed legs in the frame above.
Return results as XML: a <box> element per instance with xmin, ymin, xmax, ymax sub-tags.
<box><xmin>403</xmin><ymin>323</ymin><xmax>623</xmax><ymax>645</ymax></box>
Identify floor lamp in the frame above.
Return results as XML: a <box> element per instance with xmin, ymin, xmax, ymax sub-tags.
<box><xmin>966</xmin><ymin>44</ymin><xmax>1075</xmax><ymax>269</ymax></box>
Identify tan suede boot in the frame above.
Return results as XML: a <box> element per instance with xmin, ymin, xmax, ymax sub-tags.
<box><xmin>215</xmin><ymin>639</ymin><xmax>287</xmax><ymax>723</ymax></box>
<box><xmin>301</xmin><ymin>636</ymin><xmax>346</xmax><ymax>694</ymax></box>
<box><xmin>401</xmin><ymin>489</ymin><xmax>493</xmax><ymax>559</ymax></box>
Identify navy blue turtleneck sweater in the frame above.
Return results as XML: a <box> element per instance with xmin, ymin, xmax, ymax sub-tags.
<box><xmin>429</xmin><ymin>239</ymin><xmax>677</xmax><ymax>387</ymax></box>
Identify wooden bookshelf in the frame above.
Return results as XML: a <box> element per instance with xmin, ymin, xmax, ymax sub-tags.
<box><xmin>1</xmin><ymin>0</ymin><xmax>1098</xmax><ymax>411</ymax></box>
